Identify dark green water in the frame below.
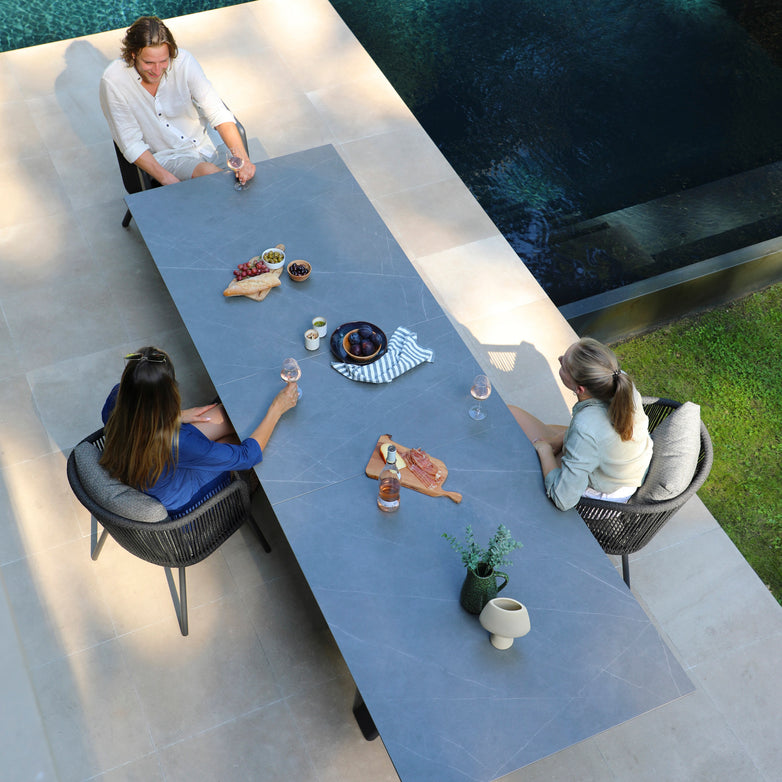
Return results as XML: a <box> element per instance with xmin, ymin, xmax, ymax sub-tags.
<box><xmin>0</xmin><ymin>0</ymin><xmax>246</xmax><ymax>53</ymax></box>
<box><xmin>6</xmin><ymin>0</ymin><xmax>782</xmax><ymax>303</ymax></box>
<box><xmin>330</xmin><ymin>0</ymin><xmax>782</xmax><ymax>302</ymax></box>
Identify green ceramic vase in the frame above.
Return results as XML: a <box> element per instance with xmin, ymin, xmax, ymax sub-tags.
<box><xmin>459</xmin><ymin>564</ymin><xmax>509</xmax><ymax>615</ymax></box>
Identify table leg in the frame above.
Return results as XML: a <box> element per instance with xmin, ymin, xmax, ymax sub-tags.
<box><xmin>352</xmin><ymin>689</ymin><xmax>378</xmax><ymax>741</ymax></box>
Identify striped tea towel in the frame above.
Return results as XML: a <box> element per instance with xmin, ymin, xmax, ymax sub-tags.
<box><xmin>331</xmin><ymin>326</ymin><xmax>434</xmax><ymax>383</ymax></box>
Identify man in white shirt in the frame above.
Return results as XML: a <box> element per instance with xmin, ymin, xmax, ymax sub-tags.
<box><xmin>100</xmin><ymin>16</ymin><xmax>255</xmax><ymax>187</ymax></box>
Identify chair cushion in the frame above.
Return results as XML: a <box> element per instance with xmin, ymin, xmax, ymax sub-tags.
<box><xmin>73</xmin><ymin>442</ymin><xmax>168</xmax><ymax>522</ymax></box>
<box><xmin>632</xmin><ymin>402</ymin><xmax>701</xmax><ymax>503</ymax></box>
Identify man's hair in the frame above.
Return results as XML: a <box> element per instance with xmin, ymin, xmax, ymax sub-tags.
<box><xmin>120</xmin><ymin>16</ymin><xmax>179</xmax><ymax>65</ymax></box>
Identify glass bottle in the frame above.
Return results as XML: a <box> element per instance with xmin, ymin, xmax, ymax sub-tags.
<box><xmin>377</xmin><ymin>445</ymin><xmax>401</xmax><ymax>512</ymax></box>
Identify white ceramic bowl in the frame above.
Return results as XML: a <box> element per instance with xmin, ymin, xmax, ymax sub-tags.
<box><xmin>261</xmin><ymin>247</ymin><xmax>286</xmax><ymax>269</ymax></box>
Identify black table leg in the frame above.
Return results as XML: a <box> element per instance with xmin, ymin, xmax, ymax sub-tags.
<box><xmin>353</xmin><ymin>689</ymin><xmax>378</xmax><ymax>741</ymax></box>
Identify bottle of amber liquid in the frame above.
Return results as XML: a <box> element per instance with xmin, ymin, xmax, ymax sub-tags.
<box><xmin>377</xmin><ymin>445</ymin><xmax>400</xmax><ymax>512</ymax></box>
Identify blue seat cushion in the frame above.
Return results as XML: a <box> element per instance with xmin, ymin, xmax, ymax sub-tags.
<box><xmin>632</xmin><ymin>402</ymin><xmax>701</xmax><ymax>503</ymax></box>
<box><xmin>73</xmin><ymin>442</ymin><xmax>169</xmax><ymax>523</ymax></box>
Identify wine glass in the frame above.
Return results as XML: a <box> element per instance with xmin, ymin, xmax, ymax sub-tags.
<box><xmin>281</xmin><ymin>357</ymin><xmax>302</xmax><ymax>399</ymax></box>
<box><xmin>226</xmin><ymin>150</ymin><xmax>245</xmax><ymax>191</ymax></box>
<box><xmin>469</xmin><ymin>374</ymin><xmax>491</xmax><ymax>420</ymax></box>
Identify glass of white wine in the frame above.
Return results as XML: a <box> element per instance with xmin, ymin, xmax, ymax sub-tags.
<box><xmin>469</xmin><ymin>374</ymin><xmax>491</xmax><ymax>420</ymax></box>
<box><xmin>281</xmin><ymin>357</ymin><xmax>302</xmax><ymax>399</ymax></box>
<box><xmin>226</xmin><ymin>149</ymin><xmax>245</xmax><ymax>191</ymax></box>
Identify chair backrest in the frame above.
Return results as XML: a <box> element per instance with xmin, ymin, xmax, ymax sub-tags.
<box><xmin>67</xmin><ymin>429</ymin><xmax>252</xmax><ymax>568</ymax></box>
<box><xmin>113</xmin><ymin>142</ymin><xmax>156</xmax><ymax>195</ymax></box>
<box><xmin>574</xmin><ymin>397</ymin><xmax>713</xmax><ymax>558</ymax></box>
<box><xmin>631</xmin><ymin>398</ymin><xmax>704</xmax><ymax>504</ymax></box>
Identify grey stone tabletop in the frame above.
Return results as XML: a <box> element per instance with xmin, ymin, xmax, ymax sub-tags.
<box><xmin>127</xmin><ymin>144</ymin><xmax>693</xmax><ymax>782</ymax></box>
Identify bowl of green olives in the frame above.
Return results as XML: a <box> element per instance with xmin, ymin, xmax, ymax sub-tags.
<box><xmin>261</xmin><ymin>247</ymin><xmax>286</xmax><ymax>269</ymax></box>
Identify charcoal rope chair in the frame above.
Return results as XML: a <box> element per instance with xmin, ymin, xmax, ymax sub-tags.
<box><xmin>575</xmin><ymin>397</ymin><xmax>713</xmax><ymax>589</ymax></box>
<box><xmin>114</xmin><ymin>110</ymin><xmax>249</xmax><ymax>228</ymax></box>
<box><xmin>67</xmin><ymin>427</ymin><xmax>270</xmax><ymax>635</ymax></box>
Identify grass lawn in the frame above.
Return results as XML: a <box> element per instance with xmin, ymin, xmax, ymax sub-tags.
<box><xmin>611</xmin><ymin>283</ymin><xmax>782</xmax><ymax>605</ymax></box>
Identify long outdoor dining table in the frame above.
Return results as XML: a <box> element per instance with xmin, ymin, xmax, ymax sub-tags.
<box><xmin>126</xmin><ymin>144</ymin><xmax>693</xmax><ymax>781</ymax></box>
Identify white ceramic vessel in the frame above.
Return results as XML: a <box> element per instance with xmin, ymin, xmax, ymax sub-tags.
<box><xmin>478</xmin><ymin>597</ymin><xmax>531</xmax><ymax>650</ymax></box>
<box><xmin>304</xmin><ymin>329</ymin><xmax>320</xmax><ymax>350</ymax></box>
<box><xmin>261</xmin><ymin>247</ymin><xmax>285</xmax><ymax>269</ymax></box>
<box><xmin>312</xmin><ymin>316</ymin><xmax>328</xmax><ymax>337</ymax></box>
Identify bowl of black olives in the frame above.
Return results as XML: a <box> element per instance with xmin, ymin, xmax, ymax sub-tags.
<box><xmin>286</xmin><ymin>260</ymin><xmax>311</xmax><ymax>282</ymax></box>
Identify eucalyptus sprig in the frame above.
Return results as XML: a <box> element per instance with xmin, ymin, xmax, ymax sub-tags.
<box><xmin>443</xmin><ymin>524</ymin><xmax>522</xmax><ymax>574</ymax></box>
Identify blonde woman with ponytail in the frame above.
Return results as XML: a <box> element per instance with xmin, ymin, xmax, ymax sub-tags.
<box><xmin>509</xmin><ymin>338</ymin><xmax>652</xmax><ymax>511</ymax></box>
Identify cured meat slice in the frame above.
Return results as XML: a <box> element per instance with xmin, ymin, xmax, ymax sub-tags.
<box><xmin>402</xmin><ymin>447</ymin><xmax>443</xmax><ymax>489</ymax></box>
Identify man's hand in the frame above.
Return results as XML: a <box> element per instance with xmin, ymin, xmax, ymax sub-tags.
<box><xmin>216</xmin><ymin>121</ymin><xmax>254</xmax><ymax>184</ymax></box>
<box><xmin>156</xmin><ymin>169</ymin><xmax>181</xmax><ymax>186</ymax></box>
<box><xmin>133</xmin><ymin>149</ymin><xmax>180</xmax><ymax>185</ymax></box>
<box><xmin>238</xmin><ymin>160</ymin><xmax>256</xmax><ymax>185</ymax></box>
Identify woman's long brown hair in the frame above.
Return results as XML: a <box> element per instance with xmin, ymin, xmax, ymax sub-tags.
<box><xmin>564</xmin><ymin>338</ymin><xmax>637</xmax><ymax>441</ymax></box>
<box><xmin>100</xmin><ymin>347</ymin><xmax>181</xmax><ymax>489</ymax></box>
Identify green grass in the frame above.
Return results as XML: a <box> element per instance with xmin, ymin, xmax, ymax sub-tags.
<box><xmin>611</xmin><ymin>283</ymin><xmax>782</xmax><ymax>605</ymax></box>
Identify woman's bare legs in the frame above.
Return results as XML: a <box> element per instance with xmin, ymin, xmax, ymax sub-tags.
<box><xmin>508</xmin><ymin>405</ymin><xmax>567</xmax><ymax>454</ymax></box>
<box><xmin>188</xmin><ymin>404</ymin><xmax>240</xmax><ymax>443</ymax></box>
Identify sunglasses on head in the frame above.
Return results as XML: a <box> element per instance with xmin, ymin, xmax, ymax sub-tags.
<box><xmin>124</xmin><ymin>351</ymin><xmax>167</xmax><ymax>364</ymax></box>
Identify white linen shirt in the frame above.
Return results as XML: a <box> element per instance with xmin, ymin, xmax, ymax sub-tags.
<box><xmin>99</xmin><ymin>49</ymin><xmax>234</xmax><ymax>167</ymax></box>
<box><xmin>544</xmin><ymin>385</ymin><xmax>653</xmax><ymax>511</ymax></box>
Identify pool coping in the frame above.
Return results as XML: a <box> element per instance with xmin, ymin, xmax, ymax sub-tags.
<box><xmin>561</xmin><ymin>234</ymin><xmax>782</xmax><ymax>342</ymax></box>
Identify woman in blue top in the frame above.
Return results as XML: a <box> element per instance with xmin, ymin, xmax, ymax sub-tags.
<box><xmin>509</xmin><ymin>338</ymin><xmax>653</xmax><ymax>511</ymax></box>
<box><xmin>100</xmin><ymin>346</ymin><xmax>298</xmax><ymax>515</ymax></box>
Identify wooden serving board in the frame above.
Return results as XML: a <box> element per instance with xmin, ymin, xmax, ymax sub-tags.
<box><xmin>252</xmin><ymin>243</ymin><xmax>286</xmax><ymax>300</ymax></box>
<box><xmin>365</xmin><ymin>434</ymin><xmax>462</xmax><ymax>503</ymax></box>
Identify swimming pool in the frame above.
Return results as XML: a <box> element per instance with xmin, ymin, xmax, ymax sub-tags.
<box><xmin>6</xmin><ymin>0</ymin><xmax>782</xmax><ymax>304</ymax></box>
<box><xmin>330</xmin><ymin>0</ymin><xmax>782</xmax><ymax>303</ymax></box>
<box><xmin>0</xmin><ymin>0</ymin><xmax>245</xmax><ymax>54</ymax></box>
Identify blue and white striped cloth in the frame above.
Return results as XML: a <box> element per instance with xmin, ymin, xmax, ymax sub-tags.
<box><xmin>331</xmin><ymin>326</ymin><xmax>434</xmax><ymax>383</ymax></box>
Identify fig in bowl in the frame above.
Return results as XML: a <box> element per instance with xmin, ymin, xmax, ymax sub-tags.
<box><xmin>342</xmin><ymin>328</ymin><xmax>381</xmax><ymax>362</ymax></box>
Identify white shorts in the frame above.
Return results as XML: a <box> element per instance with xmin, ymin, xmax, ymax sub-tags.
<box><xmin>582</xmin><ymin>486</ymin><xmax>636</xmax><ymax>503</ymax></box>
<box><xmin>157</xmin><ymin>145</ymin><xmax>227</xmax><ymax>180</ymax></box>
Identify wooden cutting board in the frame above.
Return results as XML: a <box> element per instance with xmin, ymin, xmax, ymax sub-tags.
<box><xmin>223</xmin><ymin>243</ymin><xmax>285</xmax><ymax>301</ymax></box>
<box><xmin>365</xmin><ymin>434</ymin><xmax>462</xmax><ymax>503</ymax></box>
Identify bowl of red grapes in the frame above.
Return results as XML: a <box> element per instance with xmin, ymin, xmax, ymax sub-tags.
<box><xmin>286</xmin><ymin>260</ymin><xmax>311</xmax><ymax>282</ymax></box>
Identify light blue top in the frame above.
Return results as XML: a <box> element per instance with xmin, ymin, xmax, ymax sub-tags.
<box><xmin>544</xmin><ymin>385</ymin><xmax>653</xmax><ymax>510</ymax></box>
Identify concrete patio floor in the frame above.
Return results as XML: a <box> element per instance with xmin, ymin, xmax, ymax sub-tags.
<box><xmin>1</xmin><ymin>1</ymin><xmax>780</xmax><ymax>779</ymax></box>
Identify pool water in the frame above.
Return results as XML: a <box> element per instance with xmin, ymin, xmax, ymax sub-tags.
<box><xmin>330</xmin><ymin>0</ymin><xmax>782</xmax><ymax>303</ymax></box>
<box><xmin>6</xmin><ymin>0</ymin><xmax>782</xmax><ymax>304</ymax></box>
<box><xmin>0</xmin><ymin>0</ymin><xmax>245</xmax><ymax>54</ymax></box>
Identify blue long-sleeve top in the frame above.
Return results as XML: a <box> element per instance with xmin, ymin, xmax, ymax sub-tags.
<box><xmin>102</xmin><ymin>385</ymin><xmax>261</xmax><ymax>513</ymax></box>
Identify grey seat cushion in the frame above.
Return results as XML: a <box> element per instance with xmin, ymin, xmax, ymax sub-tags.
<box><xmin>632</xmin><ymin>402</ymin><xmax>701</xmax><ymax>503</ymax></box>
<box><xmin>73</xmin><ymin>441</ymin><xmax>168</xmax><ymax>522</ymax></box>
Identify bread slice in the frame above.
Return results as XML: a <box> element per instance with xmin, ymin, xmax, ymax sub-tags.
<box><xmin>223</xmin><ymin>268</ymin><xmax>282</xmax><ymax>300</ymax></box>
